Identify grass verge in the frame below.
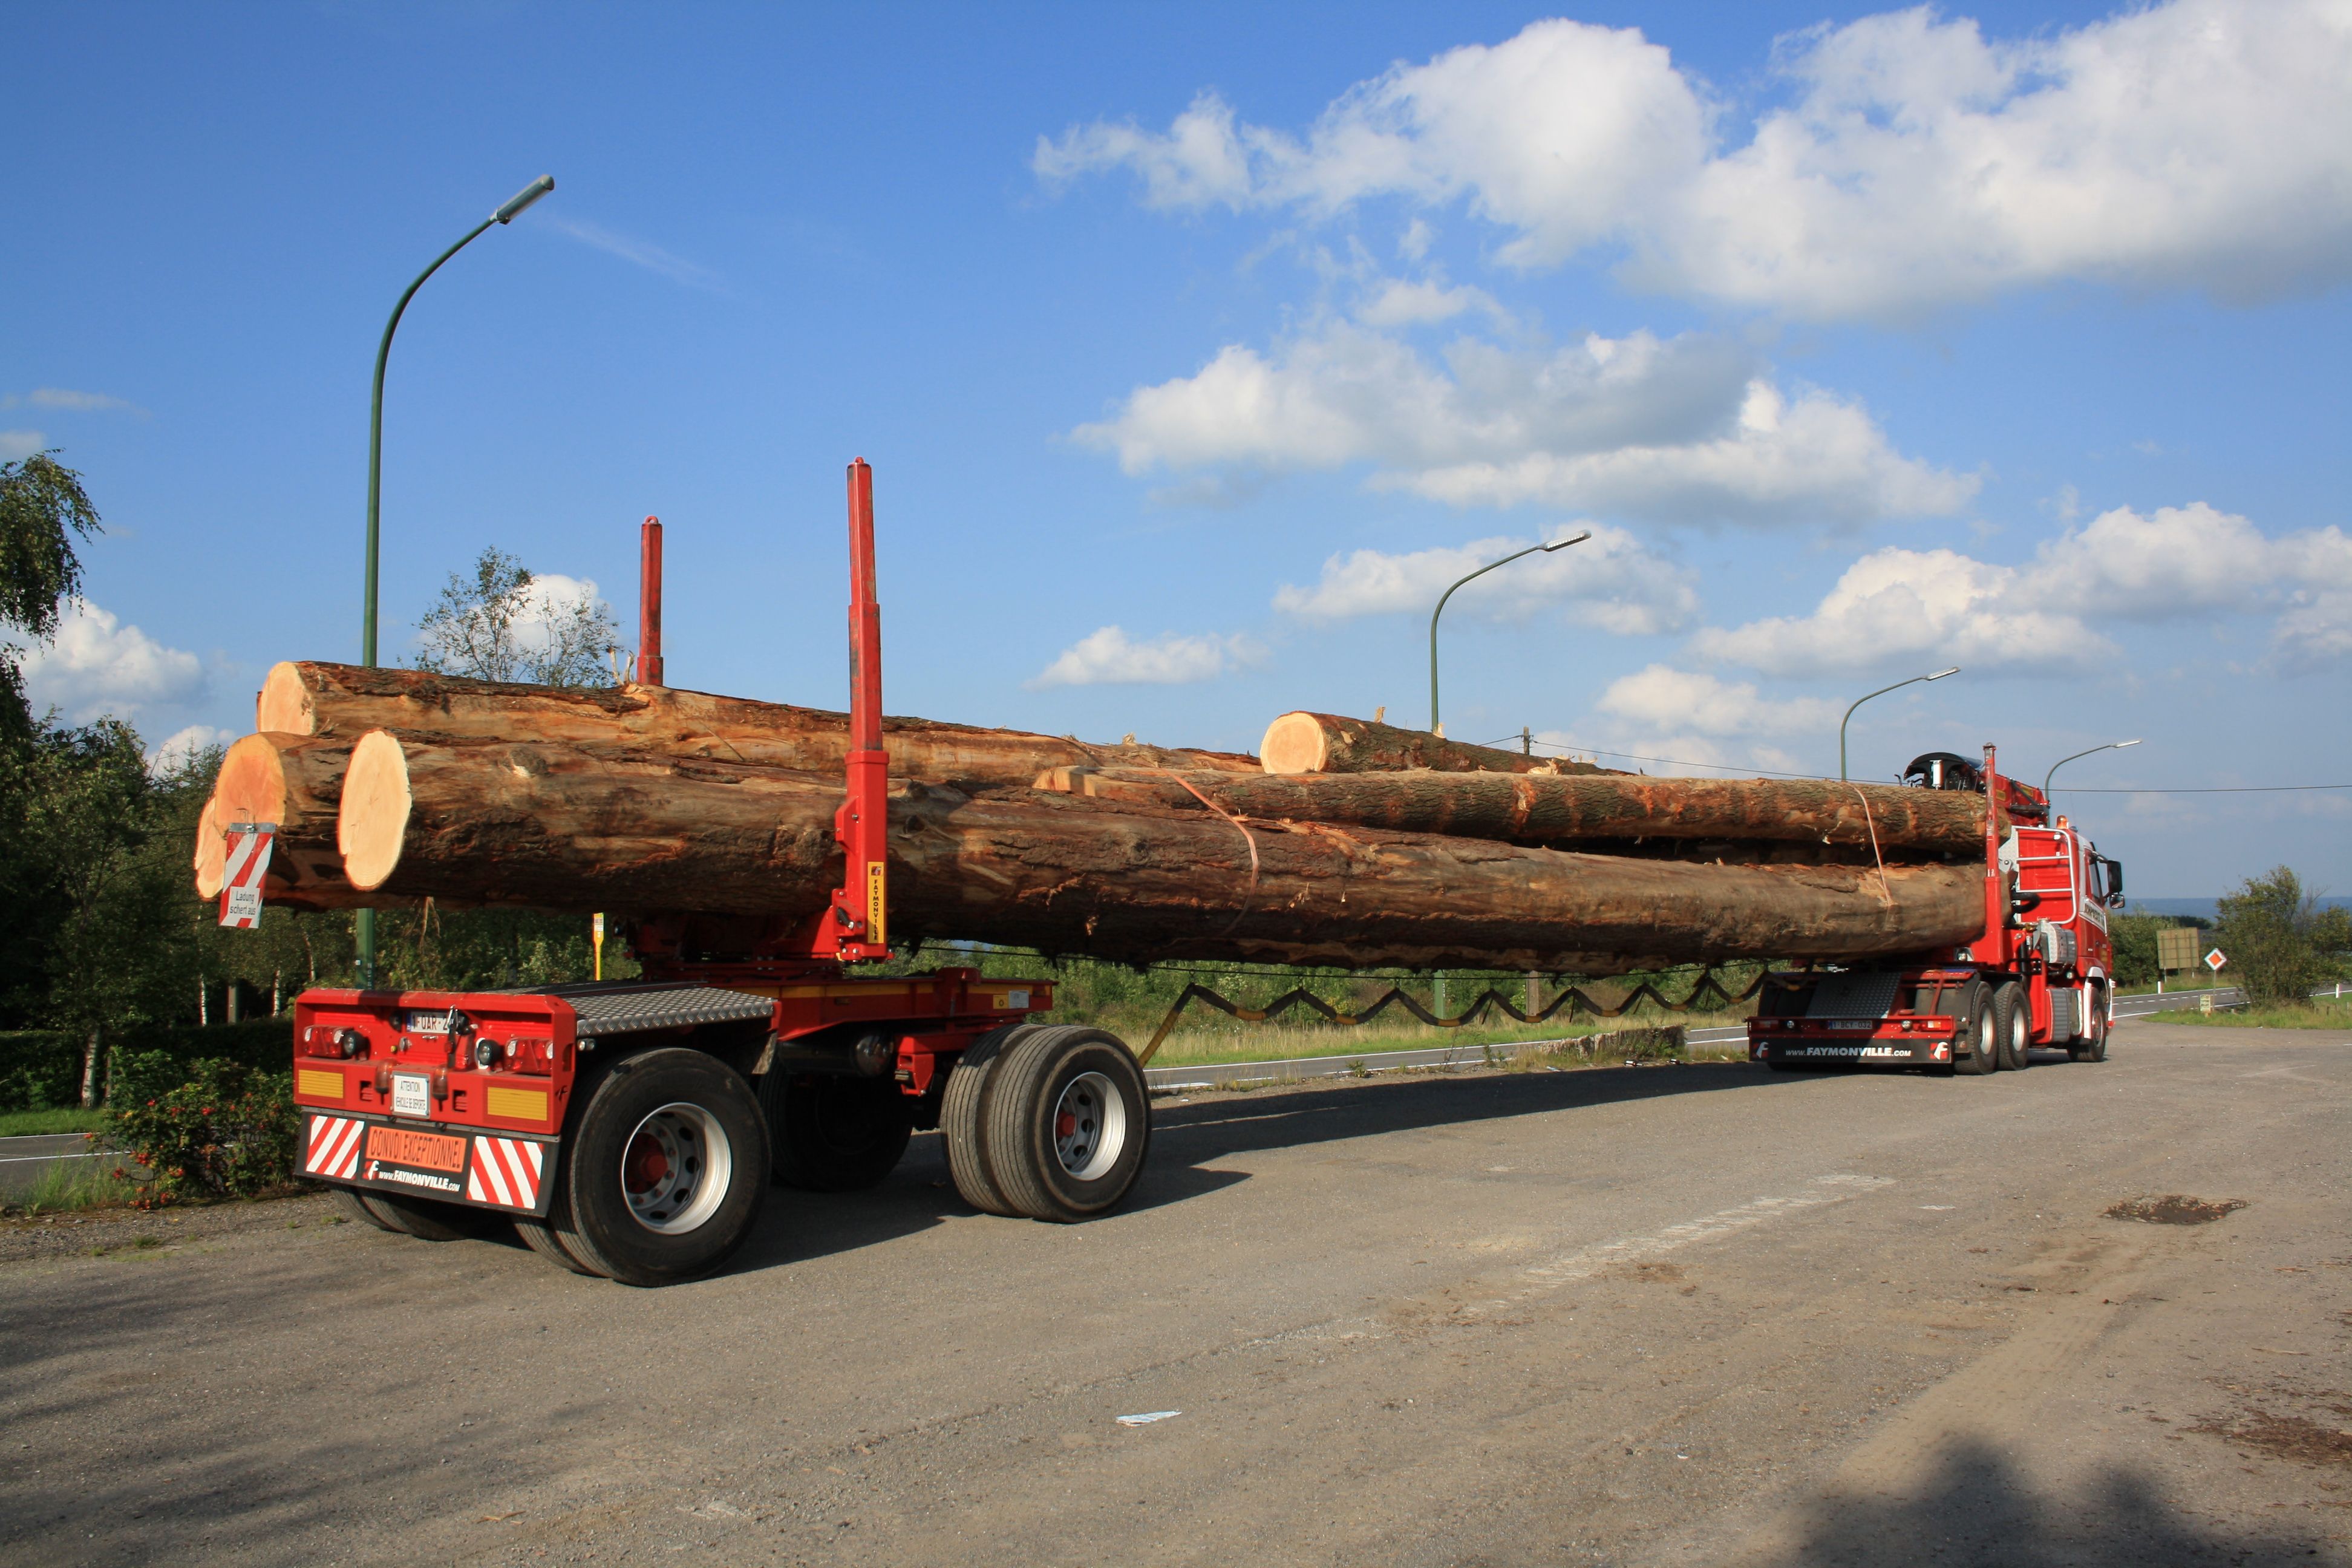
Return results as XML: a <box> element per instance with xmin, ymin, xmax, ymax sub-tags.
<box><xmin>5</xmin><ymin>1156</ymin><xmax>146</xmax><ymax>1215</ymax></box>
<box><xmin>0</xmin><ymin>1108</ymin><xmax>109</xmax><ymax>1138</ymax></box>
<box><xmin>2143</xmin><ymin>998</ymin><xmax>2352</xmax><ymax>1030</ymax></box>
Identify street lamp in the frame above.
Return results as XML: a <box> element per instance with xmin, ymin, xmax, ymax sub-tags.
<box><xmin>356</xmin><ymin>174</ymin><xmax>553</xmax><ymax>987</ymax></box>
<box><xmin>2043</xmin><ymin>739</ymin><xmax>2142</xmax><ymax>806</ymax></box>
<box><xmin>1838</xmin><ymin>667</ymin><xmax>1959</xmax><ymax>781</ymax></box>
<box><xmin>1428</xmin><ymin>530</ymin><xmax>1590</xmax><ymax>737</ymax></box>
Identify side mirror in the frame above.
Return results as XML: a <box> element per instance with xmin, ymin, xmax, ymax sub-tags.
<box><xmin>2102</xmin><ymin>857</ymin><xmax>2125</xmax><ymax>907</ymax></box>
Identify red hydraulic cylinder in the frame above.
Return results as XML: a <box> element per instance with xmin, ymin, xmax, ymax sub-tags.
<box><xmin>828</xmin><ymin>460</ymin><xmax>890</xmax><ymax>961</ymax></box>
<box><xmin>636</xmin><ymin>517</ymin><xmax>665</xmax><ymax>685</ymax></box>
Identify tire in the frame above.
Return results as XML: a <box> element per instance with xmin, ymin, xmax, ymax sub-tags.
<box><xmin>327</xmin><ymin>1184</ymin><xmax>399</xmax><ymax>1231</ymax></box>
<box><xmin>551</xmin><ymin>1048</ymin><xmax>769</xmax><ymax>1288</ymax></box>
<box><xmin>981</xmin><ymin>1025</ymin><xmax>1151</xmax><ymax>1223</ymax></box>
<box><xmin>941</xmin><ymin>1024</ymin><xmax>1034</xmax><ymax>1217</ymax></box>
<box><xmin>365</xmin><ymin>1190</ymin><xmax>506</xmax><ymax>1242</ymax></box>
<box><xmin>1994</xmin><ymin>981</ymin><xmax>2031</xmax><ymax>1071</ymax></box>
<box><xmin>358</xmin><ymin>1191</ymin><xmax>423</xmax><ymax>1233</ymax></box>
<box><xmin>1952</xmin><ymin>978</ymin><xmax>1997</xmax><ymax>1076</ymax></box>
<box><xmin>2077</xmin><ymin>985</ymin><xmax>2109</xmax><ymax>1063</ymax></box>
<box><xmin>516</xmin><ymin>1188</ymin><xmax>604</xmax><ymax>1276</ymax></box>
<box><xmin>758</xmin><ymin>1071</ymin><xmax>913</xmax><ymax>1192</ymax></box>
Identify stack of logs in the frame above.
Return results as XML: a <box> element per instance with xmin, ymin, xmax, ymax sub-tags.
<box><xmin>191</xmin><ymin>661</ymin><xmax>1996</xmax><ymax>975</ymax></box>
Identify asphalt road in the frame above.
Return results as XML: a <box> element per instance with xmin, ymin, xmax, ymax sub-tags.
<box><xmin>3</xmin><ymin>1018</ymin><xmax>2347</xmax><ymax>1567</ymax></box>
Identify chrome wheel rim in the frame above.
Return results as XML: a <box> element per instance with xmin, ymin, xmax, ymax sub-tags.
<box><xmin>1052</xmin><ymin>1071</ymin><xmax>1126</xmax><ymax>1181</ymax></box>
<box><xmin>621</xmin><ymin>1101</ymin><xmax>731</xmax><ymax>1234</ymax></box>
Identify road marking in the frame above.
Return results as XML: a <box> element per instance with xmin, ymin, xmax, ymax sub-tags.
<box><xmin>1463</xmin><ymin>1173</ymin><xmax>1894</xmax><ymax>1317</ymax></box>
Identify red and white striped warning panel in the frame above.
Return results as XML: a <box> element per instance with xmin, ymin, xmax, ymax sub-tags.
<box><xmin>219</xmin><ymin>822</ymin><xmax>276</xmax><ymax>929</ymax></box>
<box><xmin>466</xmin><ymin>1136</ymin><xmax>547</xmax><ymax>1212</ymax></box>
<box><xmin>303</xmin><ymin>1114</ymin><xmax>364</xmax><ymax>1181</ymax></box>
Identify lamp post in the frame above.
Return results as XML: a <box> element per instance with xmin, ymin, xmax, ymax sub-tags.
<box><xmin>2043</xmin><ymin>739</ymin><xmax>2141</xmax><ymax>807</ymax></box>
<box><xmin>1428</xmin><ymin>530</ymin><xmax>1590</xmax><ymax>737</ymax></box>
<box><xmin>355</xmin><ymin>174</ymin><xmax>553</xmax><ymax>987</ymax></box>
<box><xmin>1838</xmin><ymin>667</ymin><xmax>1959</xmax><ymax>781</ymax></box>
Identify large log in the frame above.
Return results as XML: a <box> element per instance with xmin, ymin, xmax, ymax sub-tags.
<box><xmin>335</xmin><ymin>733</ymin><xmax>1984</xmax><ymax>973</ymax></box>
<box><xmin>258</xmin><ymin>661</ymin><xmax>1258</xmax><ymax>788</ymax></box>
<box><xmin>1259</xmin><ymin>710</ymin><xmax>1613</xmax><ymax>776</ymax></box>
<box><xmin>1034</xmin><ymin>766</ymin><xmax>1998</xmax><ymax>856</ymax></box>
<box><xmin>192</xmin><ymin>733</ymin><xmax>368</xmax><ymax>906</ymax></box>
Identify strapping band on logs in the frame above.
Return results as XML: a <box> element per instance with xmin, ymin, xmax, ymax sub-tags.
<box><xmin>1135</xmin><ymin>970</ymin><xmax>1768</xmax><ymax>1067</ymax></box>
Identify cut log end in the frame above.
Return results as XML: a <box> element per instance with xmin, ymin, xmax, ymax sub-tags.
<box><xmin>192</xmin><ymin>795</ymin><xmax>224</xmax><ymax>899</ymax></box>
<box><xmin>339</xmin><ymin>730</ymin><xmax>414</xmax><ymax>891</ymax></box>
<box><xmin>1259</xmin><ymin>711</ymin><xmax>1332</xmax><ymax>775</ymax></box>
<box><xmin>255</xmin><ymin>661</ymin><xmax>318</xmax><ymax>736</ymax></box>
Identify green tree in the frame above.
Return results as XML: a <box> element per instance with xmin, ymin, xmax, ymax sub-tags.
<box><xmin>0</xmin><ymin>451</ymin><xmax>103</xmax><ymax>740</ymax></box>
<box><xmin>2215</xmin><ymin>866</ymin><xmax>2351</xmax><ymax>1006</ymax></box>
<box><xmin>414</xmin><ymin>546</ymin><xmax>619</xmax><ymax>687</ymax></box>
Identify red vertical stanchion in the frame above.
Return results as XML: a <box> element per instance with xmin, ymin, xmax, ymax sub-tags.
<box><xmin>829</xmin><ymin>460</ymin><xmax>889</xmax><ymax>959</ymax></box>
<box><xmin>636</xmin><ymin>516</ymin><xmax>664</xmax><ymax>685</ymax></box>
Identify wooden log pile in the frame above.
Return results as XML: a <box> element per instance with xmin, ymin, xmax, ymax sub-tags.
<box><xmin>193</xmin><ymin>662</ymin><xmax>1991</xmax><ymax>974</ymax></box>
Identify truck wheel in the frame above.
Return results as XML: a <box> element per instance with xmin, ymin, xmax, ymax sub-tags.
<box><xmin>1994</xmin><ymin>982</ymin><xmax>2032</xmax><ymax>1071</ymax></box>
<box><xmin>365</xmin><ymin>1191</ymin><xmax>504</xmax><ymax>1242</ymax></box>
<box><xmin>515</xmin><ymin>1192</ymin><xmax>604</xmax><ymax>1276</ymax></box>
<box><xmin>328</xmin><ymin>1185</ymin><xmax>399</xmax><ymax>1232</ymax></box>
<box><xmin>551</xmin><ymin>1048</ymin><xmax>769</xmax><ymax>1288</ymax></box>
<box><xmin>942</xmin><ymin>1024</ymin><xmax>1034</xmax><ymax>1217</ymax></box>
<box><xmin>2074</xmin><ymin>985</ymin><xmax>2109</xmax><ymax>1062</ymax></box>
<box><xmin>760</xmin><ymin>1072</ymin><xmax>913</xmax><ymax>1192</ymax></box>
<box><xmin>1952</xmin><ymin>978</ymin><xmax>1997</xmax><ymax>1076</ymax></box>
<box><xmin>982</xmin><ymin>1025</ymin><xmax>1151</xmax><ymax>1223</ymax></box>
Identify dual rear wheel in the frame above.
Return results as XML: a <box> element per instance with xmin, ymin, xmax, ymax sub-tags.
<box><xmin>942</xmin><ymin>1024</ymin><xmax>1150</xmax><ymax>1222</ymax></box>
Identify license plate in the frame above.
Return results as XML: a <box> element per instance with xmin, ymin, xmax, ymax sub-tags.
<box><xmin>402</xmin><ymin>1009</ymin><xmax>451</xmax><ymax>1036</ymax></box>
<box><xmin>1827</xmin><ymin>1020</ymin><xmax>1877</xmax><ymax>1030</ymax></box>
<box><xmin>391</xmin><ymin>1073</ymin><xmax>431</xmax><ymax>1117</ymax></box>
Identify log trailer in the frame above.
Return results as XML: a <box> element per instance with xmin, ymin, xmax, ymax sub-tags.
<box><xmin>1746</xmin><ymin>749</ymin><xmax>2126</xmax><ymax>1076</ymax></box>
<box><xmin>289</xmin><ymin>462</ymin><xmax>1149</xmax><ymax>1285</ymax></box>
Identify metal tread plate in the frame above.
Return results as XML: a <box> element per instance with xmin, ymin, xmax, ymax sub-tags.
<box><xmin>1806</xmin><ymin>970</ymin><xmax>1903</xmax><ymax>1021</ymax></box>
<box><xmin>523</xmin><ymin>983</ymin><xmax>776</xmax><ymax>1036</ymax></box>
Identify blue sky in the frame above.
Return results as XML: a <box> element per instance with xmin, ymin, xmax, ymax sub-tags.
<box><xmin>7</xmin><ymin>1</ymin><xmax>2347</xmax><ymax>897</ymax></box>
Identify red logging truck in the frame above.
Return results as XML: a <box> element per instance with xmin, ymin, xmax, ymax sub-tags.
<box><xmin>1746</xmin><ymin>749</ymin><xmax>2127</xmax><ymax>1076</ymax></box>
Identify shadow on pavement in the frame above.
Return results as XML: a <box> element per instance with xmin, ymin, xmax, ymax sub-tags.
<box><xmin>1748</xmin><ymin>1436</ymin><xmax>2325</xmax><ymax>1567</ymax></box>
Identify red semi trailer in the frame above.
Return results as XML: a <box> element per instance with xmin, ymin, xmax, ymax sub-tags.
<box><xmin>1746</xmin><ymin>748</ymin><xmax>2126</xmax><ymax>1075</ymax></box>
<box><xmin>289</xmin><ymin>462</ymin><xmax>1150</xmax><ymax>1285</ymax></box>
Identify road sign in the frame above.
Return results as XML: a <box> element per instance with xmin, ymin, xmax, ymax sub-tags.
<box><xmin>220</xmin><ymin>822</ymin><xmax>276</xmax><ymax>929</ymax></box>
<box><xmin>2156</xmin><ymin>927</ymin><xmax>2201</xmax><ymax>971</ymax></box>
<box><xmin>2204</xmin><ymin>948</ymin><xmax>2227</xmax><ymax>973</ymax></box>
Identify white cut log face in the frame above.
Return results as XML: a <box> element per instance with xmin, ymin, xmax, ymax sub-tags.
<box><xmin>339</xmin><ymin>730</ymin><xmax>414</xmax><ymax>892</ymax></box>
<box><xmin>1259</xmin><ymin>712</ymin><xmax>1331</xmax><ymax>775</ymax></box>
<box><xmin>192</xmin><ymin>795</ymin><xmax>225</xmax><ymax>899</ymax></box>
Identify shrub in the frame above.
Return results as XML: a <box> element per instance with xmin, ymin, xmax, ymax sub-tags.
<box><xmin>106</xmin><ymin>1057</ymin><xmax>301</xmax><ymax>1207</ymax></box>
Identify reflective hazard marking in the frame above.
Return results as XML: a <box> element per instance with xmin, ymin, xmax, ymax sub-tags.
<box><xmin>466</xmin><ymin>1136</ymin><xmax>546</xmax><ymax>1212</ymax></box>
<box><xmin>220</xmin><ymin>822</ymin><xmax>276</xmax><ymax>929</ymax></box>
<box><xmin>303</xmin><ymin>1115</ymin><xmax>364</xmax><ymax>1181</ymax></box>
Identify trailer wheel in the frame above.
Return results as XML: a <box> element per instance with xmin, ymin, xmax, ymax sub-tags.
<box><xmin>982</xmin><ymin>1026</ymin><xmax>1151</xmax><ymax>1223</ymax></box>
<box><xmin>551</xmin><ymin>1048</ymin><xmax>769</xmax><ymax>1287</ymax></box>
<box><xmin>942</xmin><ymin>1024</ymin><xmax>1035</xmax><ymax>1217</ymax></box>
<box><xmin>327</xmin><ymin>1185</ymin><xmax>399</xmax><ymax>1231</ymax></box>
<box><xmin>1994</xmin><ymin>982</ymin><xmax>2032</xmax><ymax>1071</ymax></box>
<box><xmin>515</xmin><ymin>1192</ymin><xmax>604</xmax><ymax>1276</ymax></box>
<box><xmin>1952</xmin><ymin>978</ymin><xmax>1997</xmax><ymax>1076</ymax></box>
<box><xmin>364</xmin><ymin>1190</ymin><xmax>505</xmax><ymax>1242</ymax></box>
<box><xmin>760</xmin><ymin>1072</ymin><xmax>912</xmax><ymax>1192</ymax></box>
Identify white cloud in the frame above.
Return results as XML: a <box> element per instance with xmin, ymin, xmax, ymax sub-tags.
<box><xmin>1038</xmin><ymin>2</ymin><xmax>2352</xmax><ymax>319</ymax></box>
<box><xmin>4</xmin><ymin>388</ymin><xmax>145</xmax><ymax>415</ymax></box>
<box><xmin>1594</xmin><ymin>665</ymin><xmax>1841</xmax><ymax>737</ymax></box>
<box><xmin>1273</xmin><ymin>526</ymin><xmax>1696</xmax><ymax>636</ymax></box>
<box><xmin>1074</xmin><ymin>318</ymin><xmax>1968</xmax><ymax>527</ymax></box>
<box><xmin>543</xmin><ymin>217</ymin><xmax>724</xmax><ymax>292</ymax></box>
<box><xmin>19</xmin><ymin>601</ymin><xmax>206</xmax><ymax>721</ymax></box>
<box><xmin>1</xmin><ymin>430</ymin><xmax>45</xmax><ymax>460</ymax></box>
<box><xmin>1692</xmin><ymin>502</ymin><xmax>2352</xmax><ymax>675</ymax></box>
<box><xmin>1355</xmin><ymin>276</ymin><xmax>1500</xmax><ymax>328</ymax></box>
<box><xmin>148</xmin><ymin>724</ymin><xmax>237</xmax><ymax>771</ymax></box>
<box><xmin>1028</xmin><ymin>626</ymin><xmax>1262</xmax><ymax>688</ymax></box>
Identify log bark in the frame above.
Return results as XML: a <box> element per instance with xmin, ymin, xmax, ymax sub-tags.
<box><xmin>260</xmin><ymin>661</ymin><xmax>1258</xmax><ymax>788</ymax></box>
<box><xmin>1034</xmin><ymin>766</ymin><xmax>1999</xmax><ymax>855</ymax></box>
<box><xmin>194</xmin><ymin>733</ymin><xmax>366</xmax><ymax>904</ymax></box>
<box><xmin>336</xmin><ymin>733</ymin><xmax>1984</xmax><ymax>973</ymax></box>
<box><xmin>1260</xmin><ymin>710</ymin><xmax>1615</xmax><ymax>777</ymax></box>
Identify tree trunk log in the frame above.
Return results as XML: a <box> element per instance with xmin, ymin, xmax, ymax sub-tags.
<box><xmin>1259</xmin><ymin>710</ymin><xmax>1615</xmax><ymax>777</ymax></box>
<box><xmin>260</xmin><ymin>661</ymin><xmax>1258</xmax><ymax>788</ymax></box>
<box><xmin>336</xmin><ymin>734</ymin><xmax>1984</xmax><ymax>973</ymax></box>
<box><xmin>1036</xmin><ymin>766</ymin><xmax>1999</xmax><ymax>855</ymax></box>
<box><xmin>194</xmin><ymin>733</ymin><xmax>372</xmax><ymax>905</ymax></box>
